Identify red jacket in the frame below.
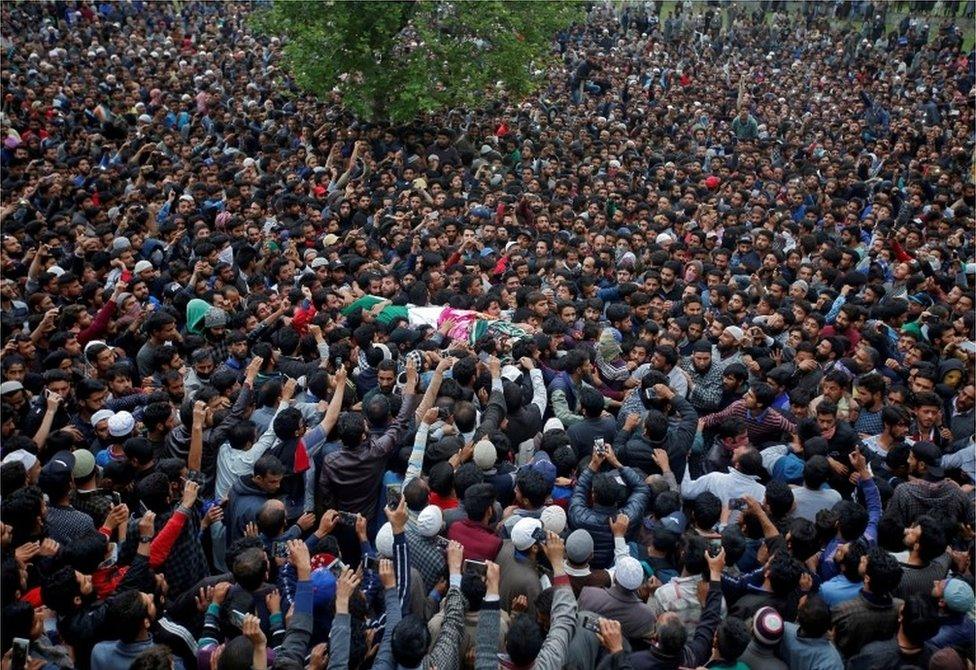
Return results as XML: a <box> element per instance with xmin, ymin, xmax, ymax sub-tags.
<box><xmin>447</xmin><ymin>518</ymin><xmax>502</xmax><ymax>562</ymax></box>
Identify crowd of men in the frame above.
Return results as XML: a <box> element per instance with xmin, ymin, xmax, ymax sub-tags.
<box><xmin>0</xmin><ymin>1</ymin><xmax>974</xmax><ymax>669</ymax></box>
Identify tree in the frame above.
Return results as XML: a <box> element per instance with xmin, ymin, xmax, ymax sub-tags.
<box><xmin>253</xmin><ymin>1</ymin><xmax>583</xmax><ymax>123</ymax></box>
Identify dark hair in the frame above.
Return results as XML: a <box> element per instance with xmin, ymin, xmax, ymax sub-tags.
<box><xmin>515</xmin><ymin>468</ymin><xmax>549</xmax><ymax>508</ymax></box>
<box><xmin>715</xmin><ymin>617</ymin><xmax>751</xmax><ymax>663</ymax></box>
<box><xmin>0</xmin><ymin>461</ymin><xmax>26</xmax><ymax>494</ymax></box>
<box><xmin>403</xmin><ymin>477</ymin><xmax>430</xmax><ymax>512</ymax></box>
<box><xmin>911</xmin><ymin>515</ymin><xmax>947</xmax><ymax>563</ymax></box>
<box><xmin>838</xmin><ymin>539</ymin><xmax>866</xmax><ymax>578</ymax></box>
<box><xmin>1</xmin><ymin>601</ymin><xmax>33</xmax><ymax>652</ymax></box>
<box><xmin>254</xmin><ymin>454</ymin><xmax>286</xmax><ymax>478</ymax></box>
<box><xmin>228</xmin><ymin>421</ymin><xmax>256</xmax><ymax>450</ymax></box>
<box><xmin>643</xmin><ymin>409</ymin><xmax>669</xmax><ymax>442</ymax></box>
<box><xmin>41</xmin><ymin>566</ymin><xmax>82</xmax><ymax>614</ymax></box>
<box><xmin>272</xmin><ymin>407</ymin><xmax>304</xmax><ymax>440</ymax></box>
<box><xmin>787</xmin><ymin>518</ymin><xmax>819</xmax><ymax>561</ymax></box>
<box><xmin>735</xmin><ymin>448</ymin><xmax>765</xmax><ymax>477</ymax></box>
<box><xmin>123</xmin><ymin>437</ymin><xmax>155</xmax><ymax>466</ymax></box>
<box><xmin>232</xmin><ymin>547</ymin><xmax>268</xmax><ymax>592</ymax></box>
<box><xmin>579</xmin><ymin>386</ymin><xmax>604</xmax><ymax>418</ymax></box>
<box><xmin>750</xmin><ymin>381</ymin><xmax>776</xmax><ymax>409</ymax></box>
<box><xmin>691</xmin><ymin>492</ymin><xmax>722</xmax><ymax>530</ymax></box>
<box><xmin>337</xmin><ymin>412</ymin><xmax>366</xmax><ymax>449</ymax></box>
<box><xmin>767</xmin><ymin>552</ymin><xmax>802</xmax><ymax>595</ymax></box>
<box><xmin>797</xmin><ymin>595</ymin><xmax>831</xmax><ymax>637</ymax></box>
<box><xmin>136</xmin><ymin>471</ymin><xmax>172</xmax><ymax>514</ymax></box>
<box><xmin>107</xmin><ymin>589</ymin><xmax>151</xmax><ymax>643</ymax></box>
<box><xmin>592</xmin><ymin>472</ymin><xmax>622</xmax><ymax>507</ymax></box>
<box><xmin>460</xmin><ymin>573</ymin><xmax>487</xmax><ymax>611</ymax></box>
<box><xmin>453</xmin><ymin>462</ymin><xmax>482</xmax><ymax>500</ymax></box>
<box><xmin>803</xmin><ymin>455</ymin><xmax>830</xmax><ymax>489</ymax></box>
<box><xmin>655</xmin><ymin>617</ymin><xmax>688</xmax><ymax>654</ymax></box>
<box><xmin>463</xmin><ymin>483</ymin><xmax>496</xmax><ymax>522</ymax></box>
<box><xmin>834</xmin><ymin>500</ymin><xmax>868</xmax><ymax>542</ymax></box>
<box><xmin>764</xmin><ymin>480</ymin><xmax>794</xmax><ymax>519</ymax></box>
<box><xmin>865</xmin><ymin>547</ymin><xmax>903</xmax><ymax>597</ymax></box>
<box><xmin>132</xmin><ymin>645</ymin><xmax>176</xmax><ymax>670</ymax></box>
<box><xmin>428</xmin><ymin>461</ymin><xmax>455</xmax><ymax>497</ymax></box>
<box><xmin>62</xmin><ymin>533</ymin><xmax>109</xmax><ymax>574</ymax></box>
<box><xmin>721</xmin><ymin>525</ymin><xmax>748</xmax><ymax>566</ymax></box>
<box><xmin>680</xmin><ymin>534</ymin><xmax>709</xmax><ymax>577</ymax></box>
<box><xmin>391</xmin><ymin>615</ymin><xmax>431</xmax><ymax>668</ymax></box>
<box><xmin>901</xmin><ymin>595</ymin><xmax>940</xmax><ymax>646</ymax></box>
<box><xmin>506</xmin><ymin>614</ymin><xmax>544</xmax><ymax>666</ymax></box>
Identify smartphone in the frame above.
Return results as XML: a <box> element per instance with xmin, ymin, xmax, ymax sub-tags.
<box><xmin>433</xmin><ymin>536</ymin><xmax>450</xmax><ymax>549</ymax></box>
<box><xmin>581</xmin><ymin>616</ymin><xmax>600</xmax><ymax>633</ymax></box>
<box><xmin>272</xmin><ymin>541</ymin><xmax>289</xmax><ymax>559</ymax></box>
<box><xmin>11</xmin><ymin>638</ymin><xmax>28</xmax><ymax>670</ymax></box>
<box><xmin>728</xmin><ymin>498</ymin><xmax>747</xmax><ymax>511</ymax></box>
<box><xmin>463</xmin><ymin>559</ymin><xmax>487</xmax><ymax>577</ymax></box>
<box><xmin>531</xmin><ymin>527</ymin><xmax>548</xmax><ymax>545</ymax></box>
<box><xmin>229</xmin><ymin>609</ymin><xmax>246</xmax><ymax>629</ymax></box>
<box><xmin>362</xmin><ymin>554</ymin><xmax>380</xmax><ymax>571</ymax></box>
<box><xmin>120</xmin><ymin>269</ymin><xmax>133</xmax><ymax>283</ymax></box>
<box><xmin>108</xmin><ymin>491</ymin><xmax>122</xmax><ymax>506</ymax></box>
<box><xmin>337</xmin><ymin>511</ymin><xmax>358</xmax><ymax>526</ymax></box>
<box><xmin>138</xmin><ymin>500</ymin><xmax>149</xmax><ymax>515</ymax></box>
<box><xmin>593</xmin><ymin>438</ymin><xmax>606</xmax><ymax>454</ymax></box>
<box><xmin>386</xmin><ymin>484</ymin><xmax>402</xmax><ymax>510</ymax></box>
<box><xmin>437</xmin><ymin>406</ymin><xmax>450</xmax><ymax>421</ymax></box>
<box><xmin>328</xmin><ymin>558</ymin><xmax>347</xmax><ymax>577</ymax></box>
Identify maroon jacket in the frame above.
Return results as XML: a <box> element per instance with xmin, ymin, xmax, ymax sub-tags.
<box><xmin>448</xmin><ymin>518</ymin><xmax>502</xmax><ymax>561</ymax></box>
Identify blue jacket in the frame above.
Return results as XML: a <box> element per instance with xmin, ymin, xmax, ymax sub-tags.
<box><xmin>91</xmin><ymin>638</ymin><xmax>186</xmax><ymax>670</ymax></box>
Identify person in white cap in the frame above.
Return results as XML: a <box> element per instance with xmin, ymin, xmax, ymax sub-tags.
<box><xmin>496</xmin><ymin>517</ymin><xmax>547</xmax><ymax>618</ymax></box>
<box><xmin>2</xmin><ymin>448</ymin><xmax>40</xmax><ymax>484</ymax></box>
<box><xmin>404</xmin><ymin>504</ymin><xmax>446</xmax><ymax>592</ymax></box>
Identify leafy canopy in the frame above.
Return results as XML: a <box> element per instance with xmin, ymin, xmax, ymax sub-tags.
<box><xmin>253</xmin><ymin>1</ymin><xmax>583</xmax><ymax>123</ymax></box>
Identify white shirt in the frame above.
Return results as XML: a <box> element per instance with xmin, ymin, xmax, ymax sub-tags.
<box><xmin>680</xmin><ymin>465</ymin><xmax>765</xmax><ymax>512</ymax></box>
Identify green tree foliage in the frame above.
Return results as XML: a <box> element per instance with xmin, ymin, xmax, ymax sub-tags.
<box><xmin>253</xmin><ymin>1</ymin><xmax>583</xmax><ymax>123</ymax></box>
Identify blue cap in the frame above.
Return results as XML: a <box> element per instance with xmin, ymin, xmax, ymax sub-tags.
<box><xmin>908</xmin><ymin>293</ymin><xmax>934</xmax><ymax>308</ymax></box>
<box><xmin>772</xmin><ymin>453</ymin><xmax>805</xmax><ymax>484</ymax></box>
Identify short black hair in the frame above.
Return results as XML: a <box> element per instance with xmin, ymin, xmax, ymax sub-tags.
<box><xmin>107</xmin><ymin>589</ymin><xmax>151</xmax><ymax>643</ymax></box>
<box><xmin>865</xmin><ymin>547</ymin><xmax>903</xmax><ymax>597</ymax></box>
<box><xmin>803</xmin><ymin>455</ymin><xmax>830</xmax><ymax>489</ymax></box>
<box><xmin>515</xmin><ymin>468</ymin><xmax>549</xmax><ymax>508</ymax></box>
<box><xmin>715</xmin><ymin>617</ymin><xmax>751</xmax><ymax>663</ymax></box>
<box><xmin>391</xmin><ymin>615</ymin><xmax>431</xmax><ymax>668</ymax></box>
<box><xmin>463</xmin><ymin>483</ymin><xmax>496</xmax><ymax>522</ymax></box>
<box><xmin>506</xmin><ymin>614</ymin><xmax>544</xmax><ymax>666</ymax></box>
<box><xmin>254</xmin><ymin>454</ymin><xmax>286</xmax><ymax>478</ymax></box>
<box><xmin>232</xmin><ymin>547</ymin><xmax>268</xmax><ymax>592</ymax></box>
<box><xmin>797</xmin><ymin>595</ymin><xmax>831</xmax><ymax>637</ymax></box>
<box><xmin>690</xmin><ymin>492</ymin><xmax>721</xmax><ymax>529</ymax></box>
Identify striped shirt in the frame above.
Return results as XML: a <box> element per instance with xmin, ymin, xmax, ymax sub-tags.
<box><xmin>701</xmin><ymin>399</ymin><xmax>797</xmax><ymax>446</ymax></box>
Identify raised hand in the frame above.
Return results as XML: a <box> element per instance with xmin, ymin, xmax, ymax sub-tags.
<box><xmin>597</xmin><ymin>618</ymin><xmax>625</xmax><ymax>654</ymax></box>
<box><xmin>138</xmin><ymin>511</ymin><xmax>157</xmax><ymax>539</ymax></box>
<box><xmin>181</xmin><ymin>479</ymin><xmax>200</xmax><ymax>508</ymax></box>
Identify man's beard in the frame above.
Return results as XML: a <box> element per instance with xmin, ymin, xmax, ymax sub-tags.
<box><xmin>716</xmin><ymin>343</ymin><xmax>736</xmax><ymax>355</ymax></box>
<box><xmin>693</xmin><ymin>362</ymin><xmax>712</xmax><ymax>375</ymax></box>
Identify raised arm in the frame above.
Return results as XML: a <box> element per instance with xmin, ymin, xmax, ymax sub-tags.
<box><xmin>415</xmin><ymin>356</ymin><xmax>452</xmax><ymax>424</ymax></box>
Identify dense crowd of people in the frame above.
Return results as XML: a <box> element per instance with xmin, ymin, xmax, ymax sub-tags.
<box><xmin>1</xmin><ymin>1</ymin><xmax>974</xmax><ymax>669</ymax></box>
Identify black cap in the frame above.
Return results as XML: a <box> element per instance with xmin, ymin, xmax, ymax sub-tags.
<box><xmin>38</xmin><ymin>450</ymin><xmax>75</xmax><ymax>495</ymax></box>
<box><xmin>388</xmin><ymin>327</ymin><xmax>422</xmax><ymax>347</ymax></box>
<box><xmin>911</xmin><ymin>441</ymin><xmax>945</xmax><ymax>480</ymax></box>
<box><xmin>692</xmin><ymin>340</ymin><xmax>712</xmax><ymax>354</ymax></box>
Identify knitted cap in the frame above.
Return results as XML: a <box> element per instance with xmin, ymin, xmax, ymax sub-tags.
<box><xmin>753</xmin><ymin>606</ymin><xmax>784</xmax><ymax>646</ymax></box>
